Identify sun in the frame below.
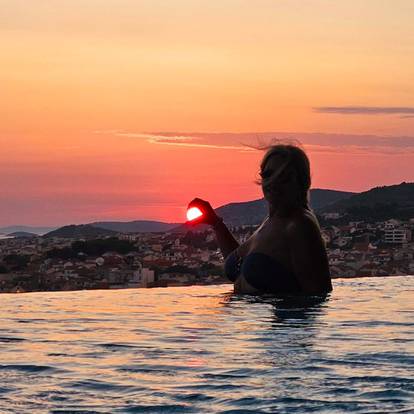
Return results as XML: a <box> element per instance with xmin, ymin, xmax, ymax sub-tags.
<box><xmin>186</xmin><ymin>207</ymin><xmax>203</xmax><ymax>221</ymax></box>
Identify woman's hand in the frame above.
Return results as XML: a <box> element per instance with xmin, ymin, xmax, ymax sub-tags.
<box><xmin>187</xmin><ymin>197</ymin><xmax>219</xmax><ymax>226</ymax></box>
<box><xmin>188</xmin><ymin>198</ymin><xmax>239</xmax><ymax>258</ymax></box>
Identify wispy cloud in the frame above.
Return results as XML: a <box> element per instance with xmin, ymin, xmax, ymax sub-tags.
<box><xmin>115</xmin><ymin>132</ymin><xmax>200</xmax><ymax>142</ymax></box>
<box><xmin>146</xmin><ymin>140</ymin><xmax>253</xmax><ymax>151</ymax></box>
<box><xmin>95</xmin><ymin>130</ymin><xmax>414</xmax><ymax>156</ymax></box>
<box><xmin>314</xmin><ymin>106</ymin><xmax>414</xmax><ymax>116</ymax></box>
<box><xmin>96</xmin><ymin>131</ymin><xmax>254</xmax><ymax>151</ymax></box>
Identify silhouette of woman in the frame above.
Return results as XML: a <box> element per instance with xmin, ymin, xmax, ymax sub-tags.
<box><xmin>188</xmin><ymin>142</ymin><xmax>332</xmax><ymax>295</ymax></box>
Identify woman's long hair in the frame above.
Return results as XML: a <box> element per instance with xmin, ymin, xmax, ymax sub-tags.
<box><xmin>252</xmin><ymin>139</ymin><xmax>312</xmax><ymax>213</ymax></box>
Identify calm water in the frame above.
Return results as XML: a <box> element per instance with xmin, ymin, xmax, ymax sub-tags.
<box><xmin>0</xmin><ymin>277</ymin><xmax>413</xmax><ymax>413</ymax></box>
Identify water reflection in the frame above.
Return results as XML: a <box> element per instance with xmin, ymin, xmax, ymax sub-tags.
<box><xmin>218</xmin><ymin>291</ymin><xmax>332</xmax><ymax>373</ymax></box>
<box><xmin>222</xmin><ymin>291</ymin><xmax>330</xmax><ymax>323</ymax></box>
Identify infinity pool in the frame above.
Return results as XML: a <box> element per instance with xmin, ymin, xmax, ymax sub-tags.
<box><xmin>0</xmin><ymin>277</ymin><xmax>413</xmax><ymax>413</ymax></box>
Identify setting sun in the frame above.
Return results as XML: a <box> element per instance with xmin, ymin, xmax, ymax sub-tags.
<box><xmin>186</xmin><ymin>206</ymin><xmax>203</xmax><ymax>222</ymax></box>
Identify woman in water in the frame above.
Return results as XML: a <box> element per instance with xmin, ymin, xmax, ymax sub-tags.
<box><xmin>188</xmin><ymin>142</ymin><xmax>332</xmax><ymax>295</ymax></box>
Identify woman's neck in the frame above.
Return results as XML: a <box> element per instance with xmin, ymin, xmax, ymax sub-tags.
<box><xmin>268</xmin><ymin>202</ymin><xmax>301</xmax><ymax>219</ymax></box>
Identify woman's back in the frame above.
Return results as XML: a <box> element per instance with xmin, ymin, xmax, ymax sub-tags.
<box><xmin>225</xmin><ymin>208</ymin><xmax>332</xmax><ymax>295</ymax></box>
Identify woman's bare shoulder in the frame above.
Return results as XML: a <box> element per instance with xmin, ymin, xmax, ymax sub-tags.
<box><xmin>237</xmin><ymin>216</ymin><xmax>270</xmax><ymax>256</ymax></box>
<box><xmin>285</xmin><ymin>208</ymin><xmax>321</xmax><ymax>236</ymax></box>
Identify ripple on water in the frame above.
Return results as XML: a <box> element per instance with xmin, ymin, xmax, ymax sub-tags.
<box><xmin>217</xmin><ymin>410</ymin><xmax>267</xmax><ymax>414</ymax></box>
<box><xmin>0</xmin><ymin>364</ymin><xmax>62</xmax><ymax>373</ymax></box>
<box><xmin>98</xmin><ymin>342</ymin><xmax>139</xmax><ymax>351</ymax></box>
<box><xmin>201</xmin><ymin>367</ymin><xmax>269</xmax><ymax>379</ymax></box>
<box><xmin>0</xmin><ymin>336</ymin><xmax>25</xmax><ymax>342</ymax></box>
<box><xmin>117</xmin><ymin>363</ymin><xmax>194</xmax><ymax>375</ymax></box>
<box><xmin>173</xmin><ymin>393</ymin><xmax>216</xmax><ymax>402</ymax></box>
<box><xmin>62</xmin><ymin>379</ymin><xmax>143</xmax><ymax>394</ymax></box>
<box><xmin>118</xmin><ymin>404</ymin><xmax>197</xmax><ymax>413</ymax></box>
<box><xmin>0</xmin><ymin>386</ymin><xmax>15</xmax><ymax>394</ymax></box>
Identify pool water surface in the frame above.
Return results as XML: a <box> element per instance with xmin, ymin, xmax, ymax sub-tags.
<box><xmin>0</xmin><ymin>276</ymin><xmax>413</xmax><ymax>413</ymax></box>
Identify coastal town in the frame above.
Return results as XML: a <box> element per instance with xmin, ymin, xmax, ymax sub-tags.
<box><xmin>0</xmin><ymin>215</ymin><xmax>413</xmax><ymax>293</ymax></box>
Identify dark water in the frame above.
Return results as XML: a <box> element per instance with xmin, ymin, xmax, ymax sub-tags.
<box><xmin>0</xmin><ymin>277</ymin><xmax>413</xmax><ymax>413</ymax></box>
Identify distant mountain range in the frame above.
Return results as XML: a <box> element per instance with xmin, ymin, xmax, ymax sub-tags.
<box><xmin>217</xmin><ymin>183</ymin><xmax>414</xmax><ymax>225</ymax></box>
<box><xmin>0</xmin><ymin>225</ymin><xmax>57</xmax><ymax>236</ymax></box>
<box><xmin>44</xmin><ymin>224</ymin><xmax>118</xmax><ymax>238</ymax></box>
<box><xmin>320</xmin><ymin>182</ymin><xmax>414</xmax><ymax>212</ymax></box>
<box><xmin>309</xmin><ymin>188</ymin><xmax>356</xmax><ymax>210</ymax></box>
<box><xmin>5</xmin><ymin>183</ymin><xmax>413</xmax><ymax>238</ymax></box>
<box><xmin>319</xmin><ymin>182</ymin><xmax>414</xmax><ymax>221</ymax></box>
<box><xmin>42</xmin><ymin>187</ymin><xmax>354</xmax><ymax>237</ymax></box>
<box><xmin>91</xmin><ymin>188</ymin><xmax>356</xmax><ymax>233</ymax></box>
<box><xmin>90</xmin><ymin>220</ymin><xmax>180</xmax><ymax>233</ymax></box>
<box><xmin>170</xmin><ymin>188</ymin><xmax>355</xmax><ymax>231</ymax></box>
<box><xmin>212</xmin><ymin>188</ymin><xmax>355</xmax><ymax>227</ymax></box>
<box><xmin>7</xmin><ymin>231</ymin><xmax>37</xmax><ymax>238</ymax></box>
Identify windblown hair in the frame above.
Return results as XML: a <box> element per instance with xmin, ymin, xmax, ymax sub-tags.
<box><xmin>253</xmin><ymin>139</ymin><xmax>312</xmax><ymax>211</ymax></box>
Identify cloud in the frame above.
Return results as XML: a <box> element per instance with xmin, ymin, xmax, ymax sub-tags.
<box><xmin>148</xmin><ymin>140</ymin><xmax>253</xmax><ymax>151</ymax></box>
<box><xmin>116</xmin><ymin>132</ymin><xmax>201</xmax><ymax>143</ymax></box>
<box><xmin>95</xmin><ymin>130</ymin><xmax>414</xmax><ymax>156</ymax></box>
<box><xmin>314</xmin><ymin>106</ymin><xmax>414</xmax><ymax>115</ymax></box>
<box><xmin>96</xmin><ymin>131</ymin><xmax>254</xmax><ymax>151</ymax></box>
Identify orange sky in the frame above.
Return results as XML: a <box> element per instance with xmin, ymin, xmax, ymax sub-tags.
<box><xmin>1</xmin><ymin>1</ymin><xmax>413</xmax><ymax>226</ymax></box>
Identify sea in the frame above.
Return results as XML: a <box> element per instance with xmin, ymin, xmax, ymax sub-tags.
<box><xmin>0</xmin><ymin>276</ymin><xmax>413</xmax><ymax>413</ymax></box>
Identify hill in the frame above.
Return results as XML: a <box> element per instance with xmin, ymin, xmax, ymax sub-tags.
<box><xmin>215</xmin><ymin>188</ymin><xmax>354</xmax><ymax>227</ymax></box>
<box><xmin>44</xmin><ymin>224</ymin><xmax>118</xmax><ymax>238</ymax></box>
<box><xmin>216</xmin><ymin>198</ymin><xmax>266</xmax><ymax>227</ymax></box>
<box><xmin>89</xmin><ymin>220</ymin><xmax>180</xmax><ymax>233</ymax></box>
<box><xmin>7</xmin><ymin>231</ymin><xmax>37</xmax><ymax>238</ymax></box>
<box><xmin>309</xmin><ymin>188</ymin><xmax>355</xmax><ymax>210</ymax></box>
<box><xmin>321</xmin><ymin>182</ymin><xmax>414</xmax><ymax>221</ymax></box>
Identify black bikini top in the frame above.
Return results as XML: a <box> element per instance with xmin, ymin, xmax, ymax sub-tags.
<box><xmin>224</xmin><ymin>249</ymin><xmax>302</xmax><ymax>294</ymax></box>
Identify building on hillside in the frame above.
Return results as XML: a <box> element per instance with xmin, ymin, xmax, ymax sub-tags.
<box><xmin>322</xmin><ymin>212</ymin><xmax>342</xmax><ymax>220</ymax></box>
<box><xmin>384</xmin><ymin>228</ymin><xmax>410</xmax><ymax>244</ymax></box>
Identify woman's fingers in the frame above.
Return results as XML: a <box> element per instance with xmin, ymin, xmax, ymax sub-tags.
<box><xmin>188</xmin><ymin>198</ymin><xmax>201</xmax><ymax>208</ymax></box>
<box><xmin>189</xmin><ymin>197</ymin><xmax>206</xmax><ymax>206</ymax></box>
<box><xmin>188</xmin><ymin>198</ymin><xmax>211</xmax><ymax>212</ymax></box>
<box><xmin>187</xmin><ymin>197</ymin><xmax>217</xmax><ymax>225</ymax></box>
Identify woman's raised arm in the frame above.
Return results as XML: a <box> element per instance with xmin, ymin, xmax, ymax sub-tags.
<box><xmin>187</xmin><ymin>198</ymin><xmax>239</xmax><ymax>259</ymax></box>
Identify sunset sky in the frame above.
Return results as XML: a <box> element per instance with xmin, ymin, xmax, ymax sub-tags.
<box><xmin>1</xmin><ymin>0</ymin><xmax>413</xmax><ymax>227</ymax></box>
